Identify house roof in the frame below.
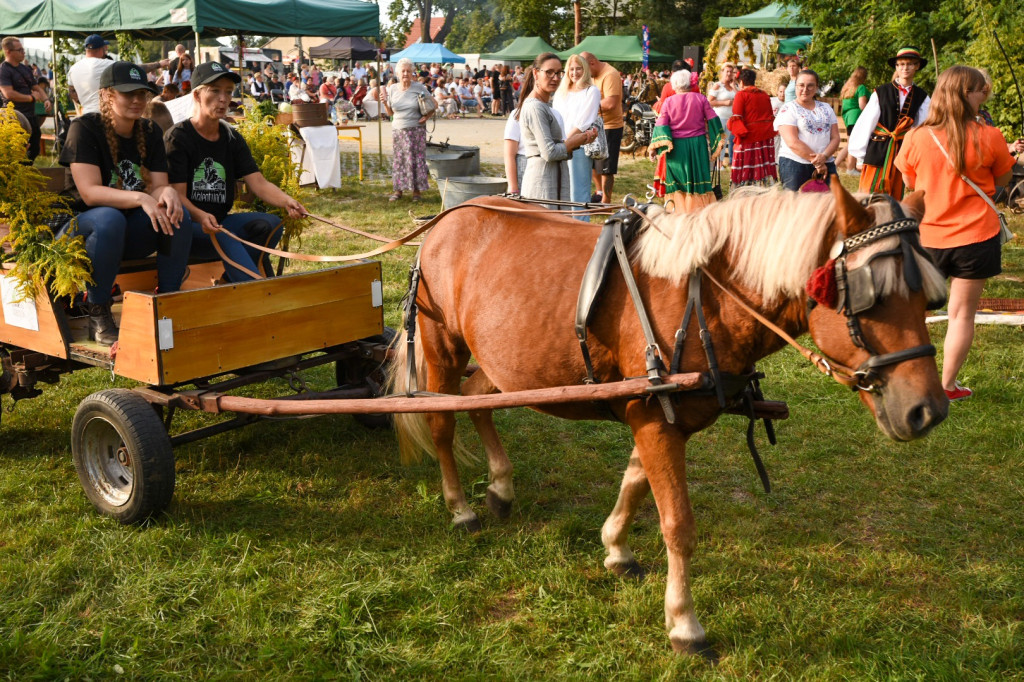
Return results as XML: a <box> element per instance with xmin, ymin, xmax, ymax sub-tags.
<box><xmin>404</xmin><ymin>17</ymin><xmax>446</xmax><ymax>48</ymax></box>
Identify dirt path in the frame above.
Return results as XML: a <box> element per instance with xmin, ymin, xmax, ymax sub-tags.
<box><xmin>355</xmin><ymin>115</ymin><xmax>509</xmax><ymax>165</ymax></box>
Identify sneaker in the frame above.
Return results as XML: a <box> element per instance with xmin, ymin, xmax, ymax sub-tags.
<box><xmin>847</xmin><ymin>169</ymin><xmax>861</xmax><ymax>177</ymax></box>
<box><xmin>944</xmin><ymin>383</ymin><xmax>973</xmax><ymax>401</ymax></box>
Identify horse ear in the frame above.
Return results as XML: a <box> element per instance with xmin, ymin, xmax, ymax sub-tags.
<box><xmin>830</xmin><ymin>175</ymin><xmax>871</xmax><ymax>236</ymax></box>
<box><xmin>901</xmin><ymin>190</ymin><xmax>926</xmax><ymax>221</ymax></box>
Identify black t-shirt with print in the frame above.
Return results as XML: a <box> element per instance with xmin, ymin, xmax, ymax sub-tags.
<box><xmin>58</xmin><ymin>113</ymin><xmax>168</xmax><ymax>213</ymax></box>
<box><xmin>164</xmin><ymin>120</ymin><xmax>259</xmax><ymax>222</ymax></box>
<box><xmin>0</xmin><ymin>61</ymin><xmax>37</xmax><ymax>117</ymax></box>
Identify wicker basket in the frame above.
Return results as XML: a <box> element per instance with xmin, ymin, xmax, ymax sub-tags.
<box><xmin>291</xmin><ymin>102</ymin><xmax>330</xmax><ymax>127</ymax></box>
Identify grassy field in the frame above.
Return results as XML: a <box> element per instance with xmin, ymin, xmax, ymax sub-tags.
<box><xmin>2</xmin><ymin>155</ymin><xmax>1023</xmax><ymax>680</ymax></box>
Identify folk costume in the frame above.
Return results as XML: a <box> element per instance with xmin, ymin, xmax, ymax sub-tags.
<box><xmin>651</xmin><ymin>91</ymin><xmax>723</xmax><ymax>212</ymax></box>
<box><xmin>848</xmin><ymin>47</ymin><xmax>931</xmax><ymax>197</ymax></box>
<box><xmin>728</xmin><ymin>85</ymin><xmax>778</xmax><ymax>186</ymax></box>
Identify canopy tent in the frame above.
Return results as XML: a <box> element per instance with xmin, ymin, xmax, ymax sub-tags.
<box><xmin>309</xmin><ymin>36</ymin><xmax>378</xmax><ymax>61</ymax></box>
<box><xmin>718</xmin><ymin>3</ymin><xmax>810</xmax><ymax>32</ymax></box>
<box><xmin>557</xmin><ymin>35</ymin><xmax>674</xmax><ymax>63</ymax></box>
<box><xmin>220</xmin><ymin>47</ymin><xmax>272</xmax><ymax>63</ymax></box>
<box><xmin>389</xmin><ymin>42</ymin><xmax>465</xmax><ymax>64</ymax></box>
<box><xmin>480</xmin><ymin>36</ymin><xmax>558</xmax><ymax>61</ymax></box>
<box><xmin>0</xmin><ymin>0</ymin><xmax>380</xmax><ymax>40</ymax></box>
<box><xmin>778</xmin><ymin>34</ymin><xmax>812</xmax><ymax>55</ymax></box>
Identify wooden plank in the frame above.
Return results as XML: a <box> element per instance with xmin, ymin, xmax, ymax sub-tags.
<box><xmin>153</xmin><ymin>262</ymin><xmax>381</xmax><ymax>330</ymax></box>
<box><xmin>113</xmin><ymin>293</ymin><xmax>159</xmax><ymax>384</ymax></box>
<box><xmin>158</xmin><ymin>295</ymin><xmax>382</xmax><ymax>384</ymax></box>
<box><xmin>0</xmin><ymin>275</ymin><xmax>70</xmax><ymax>358</ymax></box>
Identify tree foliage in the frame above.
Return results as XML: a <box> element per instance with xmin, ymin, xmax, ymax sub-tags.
<box><xmin>793</xmin><ymin>0</ymin><xmax>1022</xmax><ymax>139</ymax></box>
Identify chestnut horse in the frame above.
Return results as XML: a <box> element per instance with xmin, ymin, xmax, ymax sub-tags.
<box><xmin>390</xmin><ymin>180</ymin><xmax>948</xmax><ymax>654</ymax></box>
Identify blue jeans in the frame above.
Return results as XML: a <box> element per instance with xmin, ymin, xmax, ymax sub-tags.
<box><xmin>64</xmin><ymin>206</ymin><xmax>193</xmax><ymax>304</ymax></box>
<box><xmin>190</xmin><ymin>212</ymin><xmax>283</xmax><ymax>282</ymax></box>
<box><xmin>568</xmin><ymin>147</ymin><xmax>592</xmax><ymax>221</ymax></box>
<box><xmin>778</xmin><ymin>157</ymin><xmax>837</xmax><ymax>192</ymax></box>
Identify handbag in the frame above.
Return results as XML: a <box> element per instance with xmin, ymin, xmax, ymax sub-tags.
<box><xmin>711</xmin><ymin>159</ymin><xmax>723</xmax><ymax>200</ymax></box>
<box><xmin>417</xmin><ymin>91</ymin><xmax>437</xmax><ymax>117</ymax></box>
<box><xmin>799</xmin><ymin>169</ymin><xmax>831</xmax><ymax>193</ymax></box>
<box><xmin>928</xmin><ymin>128</ymin><xmax>1014</xmax><ymax>245</ymax></box>
<box><xmin>583</xmin><ymin>115</ymin><xmax>608</xmax><ymax>160</ymax></box>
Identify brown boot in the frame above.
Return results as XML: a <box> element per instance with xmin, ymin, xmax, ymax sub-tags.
<box><xmin>81</xmin><ymin>301</ymin><xmax>119</xmax><ymax>346</ymax></box>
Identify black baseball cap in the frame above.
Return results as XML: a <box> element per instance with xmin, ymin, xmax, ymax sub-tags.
<box><xmin>190</xmin><ymin>61</ymin><xmax>242</xmax><ymax>88</ymax></box>
<box><xmin>100</xmin><ymin>61</ymin><xmax>158</xmax><ymax>94</ymax></box>
<box><xmin>84</xmin><ymin>34</ymin><xmax>109</xmax><ymax>49</ymax></box>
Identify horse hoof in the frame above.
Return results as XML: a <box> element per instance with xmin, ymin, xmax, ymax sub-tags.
<box><xmin>485</xmin><ymin>489</ymin><xmax>513</xmax><ymax>519</ymax></box>
<box><xmin>607</xmin><ymin>560</ymin><xmax>646</xmax><ymax>580</ymax></box>
<box><xmin>670</xmin><ymin>638</ymin><xmax>719</xmax><ymax>663</ymax></box>
<box><xmin>452</xmin><ymin>511</ymin><xmax>482</xmax><ymax>533</ymax></box>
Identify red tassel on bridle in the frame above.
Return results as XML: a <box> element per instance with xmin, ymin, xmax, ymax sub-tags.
<box><xmin>806</xmin><ymin>258</ymin><xmax>838</xmax><ymax>308</ymax></box>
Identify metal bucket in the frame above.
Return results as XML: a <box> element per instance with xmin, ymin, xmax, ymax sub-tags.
<box><xmin>442</xmin><ymin>144</ymin><xmax>480</xmax><ymax>175</ymax></box>
<box><xmin>427</xmin><ymin>152</ymin><xmax>475</xmax><ymax>179</ymax></box>
<box><xmin>439</xmin><ymin>176</ymin><xmax>508</xmax><ymax>210</ymax></box>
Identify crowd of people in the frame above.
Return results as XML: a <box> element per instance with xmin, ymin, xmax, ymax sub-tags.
<box><xmin>3</xmin><ymin>34</ymin><xmax>1023</xmax><ymax>402</ymax></box>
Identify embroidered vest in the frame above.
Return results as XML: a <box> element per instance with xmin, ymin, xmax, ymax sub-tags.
<box><xmin>863</xmin><ymin>83</ymin><xmax>927</xmax><ymax>167</ymax></box>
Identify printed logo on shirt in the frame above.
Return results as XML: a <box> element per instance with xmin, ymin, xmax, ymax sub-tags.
<box><xmin>111</xmin><ymin>159</ymin><xmax>145</xmax><ymax>191</ymax></box>
<box><xmin>191</xmin><ymin>157</ymin><xmax>227</xmax><ymax>204</ymax></box>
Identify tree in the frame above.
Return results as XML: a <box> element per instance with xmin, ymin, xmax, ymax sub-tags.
<box><xmin>385</xmin><ymin>0</ymin><xmax>471</xmax><ymax>47</ymax></box>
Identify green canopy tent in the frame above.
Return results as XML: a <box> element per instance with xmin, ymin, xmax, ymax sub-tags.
<box><xmin>717</xmin><ymin>3</ymin><xmax>810</xmax><ymax>32</ymax></box>
<box><xmin>480</xmin><ymin>36</ymin><xmax>558</xmax><ymax>61</ymax></box>
<box><xmin>778</xmin><ymin>34</ymin><xmax>812</xmax><ymax>55</ymax></box>
<box><xmin>556</xmin><ymin>35</ymin><xmax>674</xmax><ymax>63</ymax></box>
<box><xmin>0</xmin><ymin>0</ymin><xmax>379</xmax><ymax>40</ymax></box>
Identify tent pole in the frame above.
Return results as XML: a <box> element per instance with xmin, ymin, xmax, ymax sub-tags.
<box><xmin>195</xmin><ymin>31</ymin><xmax>202</xmax><ymax>63</ymax></box>
<box><xmin>51</xmin><ymin>30</ymin><xmax>61</xmax><ymax>142</ymax></box>
<box><xmin>377</xmin><ymin>49</ymin><xmax>383</xmax><ymax>168</ymax></box>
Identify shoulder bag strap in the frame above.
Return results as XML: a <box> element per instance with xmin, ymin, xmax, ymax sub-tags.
<box><xmin>927</xmin><ymin>127</ymin><xmax>1000</xmax><ymax>216</ymax></box>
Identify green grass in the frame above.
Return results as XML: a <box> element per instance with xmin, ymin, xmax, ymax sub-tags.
<box><xmin>2</xmin><ymin>157</ymin><xmax>1024</xmax><ymax>679</ymax></box>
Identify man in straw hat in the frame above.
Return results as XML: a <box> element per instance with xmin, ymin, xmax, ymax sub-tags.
<box><xmin>849</xmin><ymin>46</ymin><xmax>931</xmax><ymax>197</ymax></box>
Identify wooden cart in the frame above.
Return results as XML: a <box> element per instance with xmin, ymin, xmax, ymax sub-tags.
<box><xmin>1</xmin><ymin>255</ymin><xmax>389</xmax><ymax>524</ymax></box>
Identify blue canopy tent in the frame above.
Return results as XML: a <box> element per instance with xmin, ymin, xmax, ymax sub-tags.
<box><xmin>389</xmin><ymin>43</ymin><xmax>465</xmax><ymax>64</ymax></box>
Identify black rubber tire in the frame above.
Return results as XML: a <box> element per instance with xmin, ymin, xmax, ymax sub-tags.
<box><xmin>72</xmin><ymin>389</ymin><xmax>175</xmax><ymax>524</ymax></box>
<box><xmin>336</xmin><ymin>327</ymin><xmax>397</xmax><ymax>429</ymax></box>
<box><xmin>620</xmin><ymin>117</ymin><xmax>638</xmax><ymax>154</ymax></box>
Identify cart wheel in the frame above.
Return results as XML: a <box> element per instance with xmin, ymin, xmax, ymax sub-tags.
<box><xmin>72</xmin><ymin>389</ymin><xmax>175</xmax><ymax>524</ymax></box>
<box><xmin>337</xmin><ymin>327</ymin><xmax>397</xmax><ymax>429</ymax></box>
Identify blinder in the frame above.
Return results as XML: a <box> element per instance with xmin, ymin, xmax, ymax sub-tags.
<box><xmin>808</xmin><ymin>194</ymin><xmax>944</xmax><ymax>392</ymax></box>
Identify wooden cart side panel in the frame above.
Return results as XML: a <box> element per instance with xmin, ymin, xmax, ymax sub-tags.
<box><xmin>0</xmin><ymin>271</ymin><xmax>71</xmax><ymax>359</ymax></box>
<box><xmin>152</xmin><ymin>263</ymin><xmax>380</xmax><ymax>329</ymax></box>
<box><xmin>152</xmin><ymin>263</ymin><xmax>383</xmax><ymax>385</ymax></box>
<box><xmin>112</xmin><ymin>293</ymin><xmax>159</xmax><ymax>384</ymax></box>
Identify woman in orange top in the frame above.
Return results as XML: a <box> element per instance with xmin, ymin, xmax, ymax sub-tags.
<box><xmin>895</xmin><ymin>65</ymin><xmax>1016</xmax><ymax>401</ymax></box>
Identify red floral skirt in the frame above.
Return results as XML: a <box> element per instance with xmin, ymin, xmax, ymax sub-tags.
<box><xmin>731</xmin><ymin>138</ymin><xmax>778</xmax><ymax>185</ymax></box>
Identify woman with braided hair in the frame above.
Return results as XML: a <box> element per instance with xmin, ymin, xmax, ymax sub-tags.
<box><xmin>58</xmin><ymin>61</ymin><xmax>192</xmax><ymax>345</ymax></box>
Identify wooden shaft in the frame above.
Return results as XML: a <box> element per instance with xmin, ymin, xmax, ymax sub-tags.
<box><xmin>207</xmin><ymin>372</ymin><xmax>708</xmax><ymax>416</ymax></box>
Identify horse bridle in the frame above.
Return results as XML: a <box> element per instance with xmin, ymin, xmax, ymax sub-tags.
<box><xmin>705</xmin><ymin>195</ymin><xmax>944</xmax><ymax>394</ymax></box>
<box><xmin>822</xmin><ymin>195</ymin><xmax>945</xmax><ymax>391</ymax></box>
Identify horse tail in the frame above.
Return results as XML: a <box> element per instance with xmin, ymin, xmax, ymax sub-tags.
<box><xmin>388</xmin><ymin>325</ymin><xmax>478</xmax><ymax>467</ymax></box>
<box><xmin>388</xmin><ymin>327</ymin><xmax>435</xmax><ymax>465</ymax></box>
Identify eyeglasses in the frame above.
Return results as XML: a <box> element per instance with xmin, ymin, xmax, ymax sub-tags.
<box><xmin>8</xmin><ymin>46</ymin><xmax>24</xmax><ymax>52</ymax></box>
<box><xmin>537</xmin><ymin>68</ymin><xmax>564</xmax><ymax>79</ymax></box>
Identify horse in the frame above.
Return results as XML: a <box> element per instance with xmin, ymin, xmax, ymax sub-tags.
<box><xmin>389</xmin><ymin>180</ymin><xmax>948</xmax><ymax>655</ymax></box>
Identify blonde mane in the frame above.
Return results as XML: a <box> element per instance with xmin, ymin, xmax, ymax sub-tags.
<box><xmin>633</xmin><ymin>187</ymin><xmax>837</xmax><ymax>303</ymax></box>
<box><xmin>633</xmin><ymin>187</ymin><xmax>947</xmax><ymax>307</ymax></box>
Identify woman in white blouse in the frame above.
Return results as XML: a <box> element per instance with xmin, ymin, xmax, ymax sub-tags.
<box><xmin>552</xmin><ymin>53</ymin><xmax>601</xmax><ymax>211</ymax></box>
<box><xmin>773</xmin><ymin>69</ymin><xmax>839</xmax><ymax>191</ymax></box>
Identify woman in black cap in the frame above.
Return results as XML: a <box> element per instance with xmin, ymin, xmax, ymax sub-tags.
<box><xmin>164</xmin><ymin>61</ymin><xmax>306</xmax><ymax>283</ymax></box>
<box><xmin>58</xmin><ymin>61</ymin><xmax>192</xmax><ymax>345</ymax></box>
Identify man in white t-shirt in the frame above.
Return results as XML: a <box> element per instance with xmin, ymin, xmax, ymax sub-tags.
<box><xmin>352</xmin><ymin>62</ymin><xmax>366</xmax><ymax>83</ymax></box>
<box><xmin>67</xmin><ymin>35</ymin><xmax>114</xmax><ymax>114</ymax></box>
